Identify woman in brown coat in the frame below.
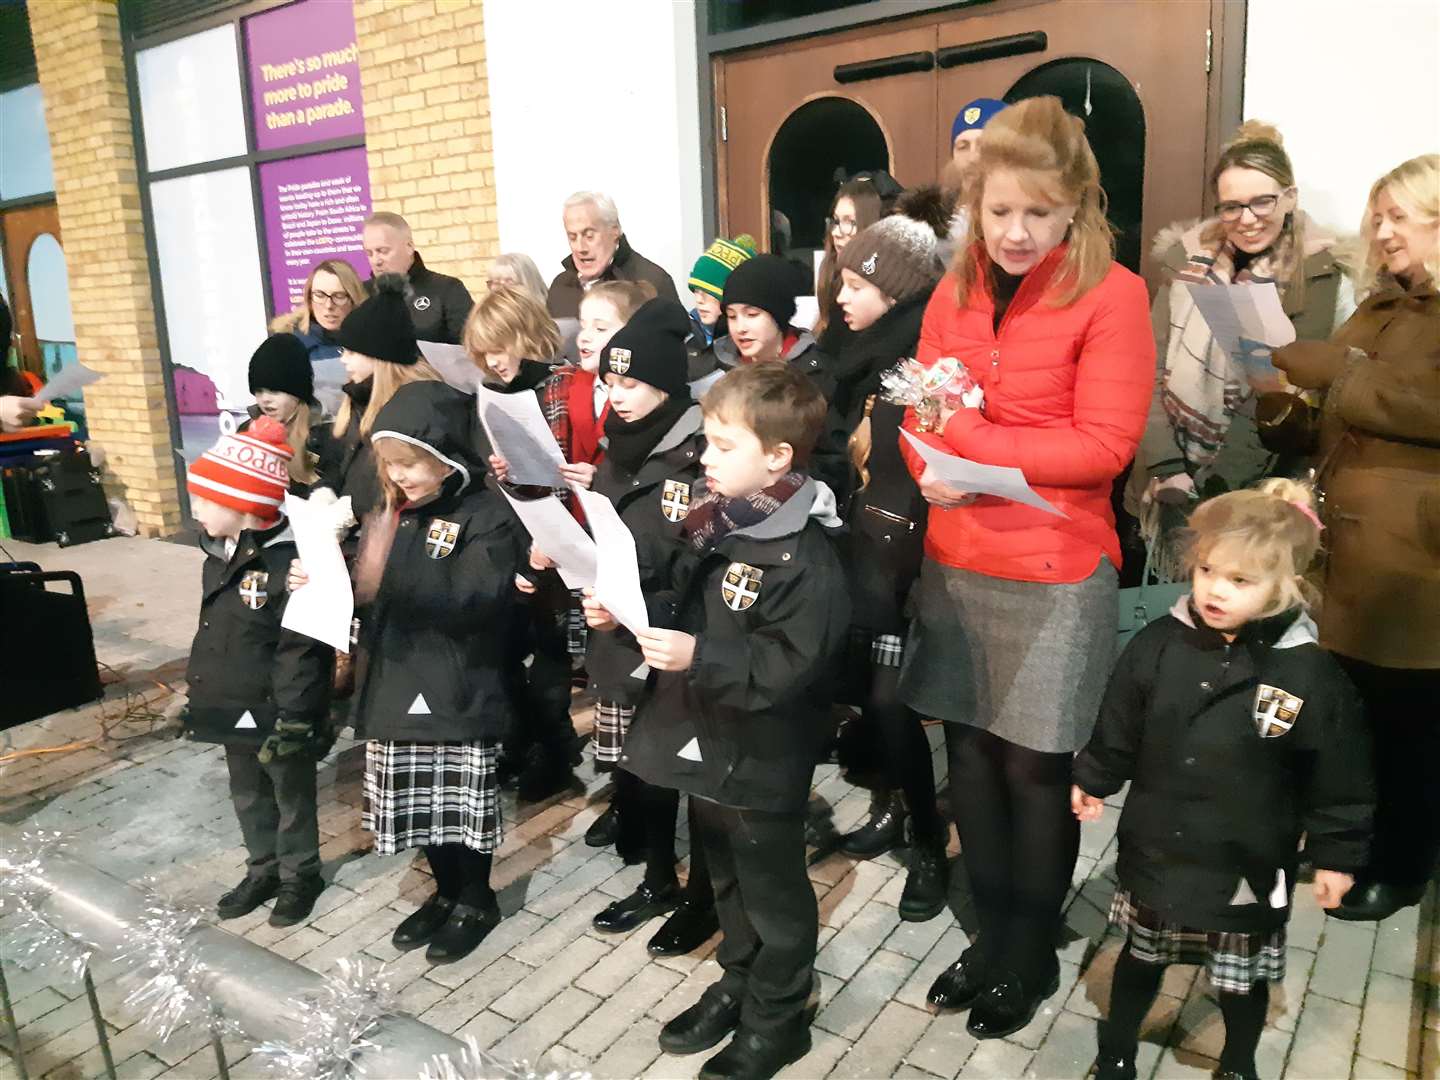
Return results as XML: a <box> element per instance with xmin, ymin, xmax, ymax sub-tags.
<box><xmin>1274</xmin><ymin>153</ymin><xmax>1440</xmax><ymax>922</ymax></box>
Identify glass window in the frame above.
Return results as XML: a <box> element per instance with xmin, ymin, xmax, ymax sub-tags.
<box><xmin>136</xmin><ymin>25</ymin><xmax>248</xmax><ymax>173</ymax></box>
<box><xmin>0</xmin><ymin>84</ymin><xmax>56</xmax><ymax>200</ymax></box>
<box><xmin>709</xmin><ymin>0</ymin><xmax>876</xmax><ymax>35</ymax></box>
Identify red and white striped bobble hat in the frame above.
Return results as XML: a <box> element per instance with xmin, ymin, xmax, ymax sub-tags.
<box><xmin>186</xmin><ymin>415</ymin><xmax>293</xmax><ymax>525</ymax></box>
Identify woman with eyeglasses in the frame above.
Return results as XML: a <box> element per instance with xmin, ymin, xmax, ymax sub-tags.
<box><xmin>270</xmin><ymin>259</ymin><xmax>368</xmax><ymax>415</ymax></box>
<box><xmin>813</xmin><ymin>172</ymin><xmax>902</xmax><ymax>350</ymax></box>
<box><xmin>1128</xmin><ymin>121</ymin><xmax>1348</xmax><ymax>530</ymax></box>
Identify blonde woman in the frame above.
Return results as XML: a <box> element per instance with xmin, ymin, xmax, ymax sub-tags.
<box><xmin>485</xmin><ymin>253</ymin><xmax>550</xmax><ymax>307</ymax></box>
<box><xmin>270</xmin><ymin>259</ymin><xmax>368</xmax><ymax>415</ymax></box>
<box><xmin>1274</xmin><ymin>153</ymin><xmax>1440</xmax><ymax>922</ymax></box>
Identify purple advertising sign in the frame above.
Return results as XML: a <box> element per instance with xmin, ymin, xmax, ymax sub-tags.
<box><xmin>245</xmin><ymin>0</ymin><xmax>364</xmax><ymax>153</ymax></box>
<box><xmin>259</xmin><ymin>147</ymin><xmax>371</xmax><ymax>316</ymax></box>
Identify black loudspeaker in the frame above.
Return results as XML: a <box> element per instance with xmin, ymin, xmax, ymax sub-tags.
<box><xmin>0</xmin><ymin>565</ymin><xmax>104</xmax><ymax>729</ymax></box>
<box><xmin>0</xmin><ymin>448</ymin><xmax>115</xmax><ymax>547</ymax></box>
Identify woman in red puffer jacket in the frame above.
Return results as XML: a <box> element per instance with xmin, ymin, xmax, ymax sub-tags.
<box><xmin>900</xmin><ymin>96</ymin><xmax>1154</xmax><ymax>1040</ymax></box>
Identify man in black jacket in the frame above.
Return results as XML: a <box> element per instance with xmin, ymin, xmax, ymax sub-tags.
<box><xmin>585</xmin><ymin>364</ymin><xmax>850</xmax><ymax>1080</ymax></box>
<box><xmin>362</xmin><ymin>211</ymin><xmax>473</xmax><ymax>344</ymax></box>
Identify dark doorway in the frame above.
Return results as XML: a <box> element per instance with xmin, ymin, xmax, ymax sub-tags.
<box><xmin>1006</xmin><ymin>59</ymin><xmax>1146</xmax><ymax>272</ymax></box>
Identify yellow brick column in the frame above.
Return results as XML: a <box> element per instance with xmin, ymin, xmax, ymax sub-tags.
<box><xmin>354</xmin><ymin>0</ymin><xmax>498</xmax><ymax>289</ymax></box>
<box><xmin>29</xmin><ymin>0</ymin><xmax>182</xmax><ymax>536</ymax></box>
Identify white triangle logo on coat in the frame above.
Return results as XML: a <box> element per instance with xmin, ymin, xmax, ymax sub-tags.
<box><xmin>407</xmin><ymin>693</ymin><xmax>432</xmax><ymax>715</ymax></box>
<box><xmin>1228</xmin><ymin>877</ymin><xmax>1258</xmax><ymax>906</ymax></box>
<box><xmin>235</xmin><ymin>710</ymin><xmax>257</xmax><ymax>730</ymax></box>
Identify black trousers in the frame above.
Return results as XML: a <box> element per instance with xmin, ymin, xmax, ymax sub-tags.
<box><xmin>224</xmin><ymin>745</ymin><xmax>321</xmax><ymax>881</ymax></box>
<box><xmin>692</xmin><ymin>796</ymin><xmax>816</xmax><ymax>1034</ymax></box>
<box><xmin>1338</xmin><ymin>656</ymin><xmax>1440</xmax><ymax>889</ymax></box>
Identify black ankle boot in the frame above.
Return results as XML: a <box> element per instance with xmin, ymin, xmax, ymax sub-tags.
<box><xmin>659</xmin><ymin>987</ymin><xmax>743</xmax><ymax>1055</ymax></box>
<box><xmin>837</xmin><ymin>790</ymin><xmax>906</xmax><ymax>858</ymax></box>
<box><xmin>216</xmin><ymin>874</ymin><xmax>280</xmax><ymax>920</ymax></box>
<box><xmin>269</xmin><ymin>874</ymin><xmax>325</xmax><ymax>927</ymax></box>
<box><xmin>898</xmin><ymin>832</ymin><xmax>948</xmax><ymax>922</ymax></box>
<box><xmin>966</xmin><ymin>965</ymin><xmax>1061</xmax><ymax>1039</ymax></box>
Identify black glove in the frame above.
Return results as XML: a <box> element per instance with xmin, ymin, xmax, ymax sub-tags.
<box><xmin>258</xmin><ymin>715</ymin><xmax>316</xmax><ymax>764</ymax></box>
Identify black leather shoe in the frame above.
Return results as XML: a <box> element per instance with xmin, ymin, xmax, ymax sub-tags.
<box><xmin>648</xmin><ymin>900</ymin><xmax>720</xmax><ymax>956</ymax></box>
<box><xmin>1330</xmin><ymin>879</ymin><xmax>1426</xmax><ymax>922</ymax></box>
<box><xmin>268</xmin><ymin>875</ymin><xmax>325</xmax><ymax>927</ymax></box>
<box><xmin>927</xmin><ymin>946</ymin><xmax>988</xmax><ymax>1010</ymax></box>
<box><xmin>837</xmin><ymin>791</ymin><xmax>907</xmax><ymax>858</ymax></box>
<box><xmin>698</xmin><ymin>1025</ymin><xmax>811</xmax><ymax>1080</ymax></box>
<box><xmin>392</xmin><ymin>893</ymin><xmax>456</xmax><ymax>950</ymax></box>
<box><xmin>593</xmin><ymin>882</ymin><xmax>682</xmax><ymax>933</ymax></box>
<box><xmin>426</xmin><ymin>901</ymin><xmax>501</xmax><ymax>963</ymax></box>
<box><xmin>1095</xmin><ymin>1053</ymin><xmax>1138</xmax><ymax>1080</ymax></box>
<box><xmin>216</xmin><ymin>875</ymin><xmax>280</xmax><ymax>920</ymax></box>
<box><xmin>585</xmin><ymin>804</ymin><xmax>620</xmax><ymax>848</ymax></box>
<box><xmin>658</xmin><ymin>987</ymin><xmax>742</xmax><ymax>1055</ymax></box>
<box><xmin>898</xmin><ymin>840</ymin><xmax>948</xmax><ymax>922</ymax></box>
<box><xmin>966</xmin><ymin>967</ymin><xmax>1061</xmax><ymax>1039</ymax></box>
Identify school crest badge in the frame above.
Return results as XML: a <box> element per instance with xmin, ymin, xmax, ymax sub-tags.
<box><xmin>861</xmin><ymin>253</ymin><xmax>878</xmax><ymax>276</ymax></box>
<box><xmin>721</xmin><ymin>562</ymin><xmax>763</xmax><ymax>612</ymax></box>
<box><xmin>661</xmin><ymin>479</ymin><xmax>691</xmax><ymax>522</ymax></box>
<box><xmin>239</xmin><ymin>571</ymin><xmax>269</xmax><ymax>610</ymax></box>
<box><xmin>425</xmin><ymin>518</ymin><xmax>460</xmax><ymax>559</ymax></box>
<box><xmin>608</xmin><ymin>347</ymin><xmax>632</xmax><ymax>375</ymax></box>
<box><xmin>413</xmin><ymin>295</ymin><xmax>431</xmax><ymax>311</ymax></box>
<box><xmin>1253</xmin><ymin>684</ymin><xmax>1303</xmax><ymax>738</ymax></box>
<box><xmin>963</xmin><ymin>105</ymin><xmax>982</xmax><ymax>125</ymax></box>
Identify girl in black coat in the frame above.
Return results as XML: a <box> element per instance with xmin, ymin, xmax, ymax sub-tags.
<box><xmin>1071</xmin><ymin>479</ymin><xmax>1373</xmax><ymax>1080</ymax></box>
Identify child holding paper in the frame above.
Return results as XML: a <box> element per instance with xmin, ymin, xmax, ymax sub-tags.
<box><xmin>183</xmin><ymin>417</ymin><xmax>333</xmax><ymax>927</ymax></box>
<box><xmin>1073</xmin><ymin>479</ymin><xmax>1371</xmax><ymax>1080</ymax></box>
<box><xmin>585</xmin><ymin>363</ymin><xmax>850</xmax><ymax>1079</ymax></box>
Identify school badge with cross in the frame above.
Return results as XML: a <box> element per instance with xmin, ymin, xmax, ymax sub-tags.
<box><xmin>1253</xmin><ymin>684</ymin><xmax>1303</xmax><ymax>738</ymax></box>
<box><xmin>661</xmin><ymin>479</ymin><xmax>692</xmax><ymax>523</ymax></box>
<box><xmin>721</xmin><ymin>562</ymin><xmax>764</xmax><ymax>612</ymax></box>
<box><xmin>426</xmin><ymin>518</ymin><xmax>460</xmax><ymax>559</ymax></box>
<box><xmin>608</xmin><ymin>347</ymin><xmax>632</xmax><ymax>374</ymax></box>
<box><xmin>239</xmin><ymin>570</ymin><xmax>269</xmax><ymax>610</ymax></box>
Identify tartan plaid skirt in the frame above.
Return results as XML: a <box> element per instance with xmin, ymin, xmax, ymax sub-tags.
<box><xmin>362</xmin><ymin>740</ymin><xmax>502</xmax><ymax>855</ymax></box>
<box><xmin>592</xmin><ymin>700</ymin><xmax>635</xmax><ymax>766</ymax></box>
<box><xmin>1109</xmin><ymin>889</ymin><xmax>1286</xmax><ymax>994</ymax></box>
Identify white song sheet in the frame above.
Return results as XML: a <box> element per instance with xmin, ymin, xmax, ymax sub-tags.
<box><xmin>35</xmin><ymin>363</ymin><xmax>103</xmax><ymax>403</ymax></box>
<box><xmin>573</xmin><ymin>486</ymin><xmax>651</xmax><ymax>637</ymax></box>
<box><xmin>499</xmin><ymin>488</ymin><xmax>597</xmax><ymax>590</ymax></box>
<box><xmin>900</xmin><ymin>429</ymin><xmax>1067</xmax><ymax>518</ymax></box>
<box><xmin>477</xmin><ymin>385</ymin><xmax>568</xmax><ymax>488</ymax></box>
<box><xmin>280</xmin><ymin>492</ymin><xmax>355</xmax><ymax>652</ymax></box>
<box><xmin>1184</xmin><ymin>282</ymin><xmax>1296</xmax><ymax>385</ymax></box>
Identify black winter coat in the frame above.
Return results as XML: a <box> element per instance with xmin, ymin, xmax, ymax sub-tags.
<box><xmin>353</xmin><ymin>479</ymin><xmax>527</xmax><ymax>743</ymax></box>
<box><xmin>1073</xmin><ymin>602</ymin><xmax>1373</xmax><ymax>932</ymax></box>
<box><xmin>185</xmin><ymin>522</ymin><xmax>332</xmax><ymax>749</ymax></box>
<box><xmin>845</xmin><ymin>401</ymin><xmax>927</xmax><ymax>634</ymax></box>
<box><xmin>586</xmin><ymin>405</ymin><xmax>707</xmax><ymax>706</ymax></box>
<box><xmin>620</xmin><ymin>479</ymin><xmax>851</xmax><ymax>813</ymax></box>
<box><xmin>365</xmin><ymin>252</ymin><xmax>474</xmax><ymax>345</ymax></box>
<box><xmin>313</xmin><ymin>416</ymin><xmax>380</xmax><ymax>523</ymax></box>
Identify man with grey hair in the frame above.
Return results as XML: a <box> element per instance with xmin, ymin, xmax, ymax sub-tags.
<box><xmin>361</xmin><ymin>211</ymin><xmax>473</xmax><ymax>345</ymax></box>
<box><xmin>546</xmin><ymin>191</ymin><xmax>676</xmax><ymax>357</ymax></box>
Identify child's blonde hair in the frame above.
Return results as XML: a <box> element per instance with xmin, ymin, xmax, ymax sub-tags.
<box><xmin>463</xmin><ymin>286</ymin><xmax>561</xmax><ymax>379</ymax></box>
<box><xmin>1183</xmin><ymin>477</ymin><xmax>1324</xmax><ymax>617</ymax></box>
<box><xmin>581</xmin><ymin>280</ymin><xmax>657</xmax><ymax>324</ymax></box>
<box><xmin>282</xmin><ymin>403</ymin><xmax>316</xmax><ymax>485</ymax></box>
<box><xmin>332</xmin><ymin>357</ymin><xmax>442</xmax><ymax>439</ymax></box>
<box><xmin>373</xmin><ymin>437</ymin><xmax>450</xmax><ymax>510</ymax></box>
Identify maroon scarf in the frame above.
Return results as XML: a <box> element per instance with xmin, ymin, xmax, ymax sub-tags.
<box><xmin>683</xmin><ymin>470</ymin><xmax>807</xmax><ymax>551</ymax></box>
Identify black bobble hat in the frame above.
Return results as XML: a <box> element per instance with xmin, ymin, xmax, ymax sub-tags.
<box><xmin>337</xmin><ymin>272</ymin><xmax>419</xmax><ymax>365</ymax></box>
<box><xmin>248</xmin><ymin>333</ymin><xmax>315</xmax><ymax>403</ymax></box>
<box><xmin>720</xmin><ymin>254</ymin><xmax>809</xmax><ymax>331</ymax></box>
<box><xmin>599</xmin><ymin>298</ymin><xmax>694</xmax><ymax>398</ymax></box>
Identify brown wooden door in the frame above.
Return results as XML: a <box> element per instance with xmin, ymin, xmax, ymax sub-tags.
<box><xmin>1</xmin><ymin>202</ymin><xmax>62</xmax><ymax>375</ymax></box>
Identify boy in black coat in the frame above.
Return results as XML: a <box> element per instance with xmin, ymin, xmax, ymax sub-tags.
<box><xmin>184</xmin><ymin>417</ymin><xmax>333</xmax><ymax>926</ymax></box>
<box><xmin>585</xmin><ymin>363</ymin><xmax>851</xmax><ymax>1080</ymax></box>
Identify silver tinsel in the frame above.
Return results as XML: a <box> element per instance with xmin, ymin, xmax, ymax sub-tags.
<box><xmin>420</xmin><ymin>1035</ymin><xmax>592</xmax><ymax>1080</ymax></box>
<box><xmin>253</xmin><ymin>957</ymin><xmax>398</xmax><ymax>1079</ymax></box>
<box><xmin>0</xmin><ymin>829</ymin><xmax>96</xmax><ymax>988</ymax></box>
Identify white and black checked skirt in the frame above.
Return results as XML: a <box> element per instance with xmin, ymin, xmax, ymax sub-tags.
<box><xmin>1109</xmin><ymin>890</ymin><xmax>1285</xmax><ymax>994</ymax></box>
<box><xmin>362</xmin><ymin>740</ymin><xmax>502</xmax><ymax>855</ymax></box>
<box><xmin>592</xmin><ymin>700</ymin><xmax>635</xmax><ymax>766</ymax></box>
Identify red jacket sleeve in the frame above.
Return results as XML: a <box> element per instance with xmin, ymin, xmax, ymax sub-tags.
<box><xmin>939</xmin><ymin>271</ymin><xmax>1155</xmax><ymax>488</ymax></box>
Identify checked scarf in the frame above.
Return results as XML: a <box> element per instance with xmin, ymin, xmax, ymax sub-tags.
<box><xmin>683</xmin><ymin>470</ymin><xmax>806</xmax><ymax>551</ymax></box>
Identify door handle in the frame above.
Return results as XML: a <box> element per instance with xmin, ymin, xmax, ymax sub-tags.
<box><xmin>937</xmin><ymin>31</ymin><xmax>1047</xmax><ymax>69</ymax></box>
<box><xmin>834</xmin><ymin>51</ymin><xmax>935</xmax><ymax>85</ymax></box>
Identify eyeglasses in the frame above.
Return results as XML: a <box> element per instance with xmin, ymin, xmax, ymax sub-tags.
<box><xmin>310</xmin><ymin>290</ymin><xmax>354</xmax><ymax>308</ymax></box>
<box><xmin>826</xmin><ymin>217</ymin><xmax>859</xmax><ymax>237</ymax></box>
<box><xmin>1215</xmin><ymin>188</ymin><xmax>1293</xmax><ymax>223</ymax></box>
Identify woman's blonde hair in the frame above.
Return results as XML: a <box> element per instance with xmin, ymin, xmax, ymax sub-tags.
<box><xmin>269</xmin><ymin>260</ymin><xmax>367</xmax><ymax>336</ymax></box>
<box><xmin>952</xmin><ymin>96</ymin><xmax>1113</xmax><ymax>309</ymax></box>
<box><xmin>463</xmin><ymin>286</ymin><xmax>561</xmax><ymax>379</ymax></box>
<box><xmin>331</xmin><ymin>357</ymin><xmax>442</xmax><ymax>439</ymax></box>
<box><xmin>489</xmin><ymin>252</ymin><xmax>550</xmax><ymax>305</ymax></box>
<box><xmin>1349</xmin><ymin>153</ymin><xmax>1440</xmax><ymax>297</ymax></box>
<box><xmin>1183</xmin><ymin>477</ymin><xmax>1324</xmax><ymax>617</ymax></box>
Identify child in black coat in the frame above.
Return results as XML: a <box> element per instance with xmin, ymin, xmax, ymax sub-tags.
<box><xmin>184</xmin><ymin>417</ymin><xmax>333</xmax><ymax>927</ymax></box>
<box><xmin>1072</xmin><ymin>479</ymin><xmax>1374</xmax><ymax>1080</ymax></box>
<box><xmin>585</xmin><ymin>363</ymin><xmax>851</xmax><ymax>1080</ymax></box>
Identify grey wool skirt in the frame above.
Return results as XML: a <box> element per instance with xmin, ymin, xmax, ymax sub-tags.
<box><xmin>899</xmin><ymin>557</ymin><xmax>1117</xmax><ymax>753</ymax></box>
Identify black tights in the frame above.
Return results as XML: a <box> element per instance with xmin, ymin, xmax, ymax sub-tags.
<box><xmin>870</xmin><ymin>665</ymin><xmax>943</xmax><ymax>843</ymax></box>
<box><xmin>614</xmin><ymin>771</ymin><xmax>717</xmax><ymax>902</ymax></box>
<box><xmin>945</xmin><ymin>724</ymin><xmax>1078</xmax><ymax>985</ymax></box>
<box><xmin>1104</xmin><ymin>943</ymin><xmax>1267</xmax><ymax>1074</ymax></box>
<box><xmin>424</xmin><ymin>844</ymin><xmax>495</xmax><ymax>909</ymax></box>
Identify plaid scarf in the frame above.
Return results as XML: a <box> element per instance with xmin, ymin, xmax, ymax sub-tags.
<box><xmin>683</xmin><ymin>470</ymin><xmax>807</xmax><ymax>551</ymax></box>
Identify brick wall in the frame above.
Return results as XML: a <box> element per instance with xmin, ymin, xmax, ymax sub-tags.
<box><xmin>354</xmin><ymin>0</ymin><xmax>497</xmax><ymax>292</ymax></box>
<box><xmin>29</xmin><ymin>0</ymin><xmax>181</xmax><ymax>537</ymax></box>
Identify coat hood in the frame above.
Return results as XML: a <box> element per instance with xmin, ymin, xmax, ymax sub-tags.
<box><xmin>369</xmin><ymin>380</ymin><xmax>484</xmax><ymax>494</ymax></box>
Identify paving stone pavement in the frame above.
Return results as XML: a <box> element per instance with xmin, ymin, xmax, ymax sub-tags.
<box><xmin>1</xmin><ymin>536</ymin><xmax>1433</xmax><ymax>1079</ymax></box>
